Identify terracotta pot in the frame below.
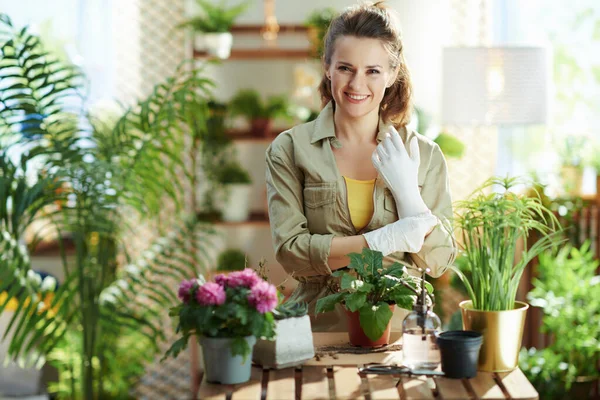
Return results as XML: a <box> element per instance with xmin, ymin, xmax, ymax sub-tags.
<box><xmin>344</xmin><ymin>304</ymin><xmax>395</xmax><ymax>347</ymax></box>
<box><xmin>251</xmin><ymin>118</ymin><xmax>273</xmax><ymax>137</ymax></box>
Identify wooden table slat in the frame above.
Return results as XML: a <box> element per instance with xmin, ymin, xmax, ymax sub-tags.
<box><xmin>401</xmin><ymin>376</ymin><xmax>435</xmax><ymax>399</ymax></box>
<box><xmin>496</xmin><ymin>369</ymin><xmax>539</xmax><ymax>400</ymax></box>
<box><xmin>302</xmin><ymin>366</ymin><xmax>329</xmax><ymax>400</ymax></box>
<box><xmin>198</xmin><ymin>376</ymin><xmax>229</xmax><ymax>400</ymax></box>
<box><xmin>333</xmin><ymin>366</ymin><xmax>365</xmax><ymax>399</ymax></box>
<box><xmin>231</xmin><ymin>366</ymin><xmax>263</xmax><ymax>400</ymax></box>
<box><xmin>467</xmin><ymin>372</ymin><xmax>507</xmax><ymax>399</ymax></box>
<box><xmin>266</xmin><ymin>368</ymin><xmax>296</xmax><ymax>400</ymax></box>
<box><xmin>434</xmin><ymin>377</ymin><xmax>472</xmax><ymax>400</ymax></box>
<box><xmin>365</xmin><ymin>374</ymin><xmax>401</xmax><ymax>400</ymax></box>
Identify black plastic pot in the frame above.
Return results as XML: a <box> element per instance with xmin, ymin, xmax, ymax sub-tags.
<box><xmin>436</xmin><ymin>330</ymin><xmax>483</xmax><ymax>379</ymax></box>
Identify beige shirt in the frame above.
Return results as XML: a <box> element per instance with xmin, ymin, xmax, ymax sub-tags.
<box><xmin>265</xmin><ymin>102</ymin><xmax>456</xmax><ymax>330</ymax></box>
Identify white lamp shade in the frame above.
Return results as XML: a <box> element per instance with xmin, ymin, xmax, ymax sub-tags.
<box><xmin>441</xmin><ymin>47</ymin><xmax>549</xmax><ymax>126</ymax></box>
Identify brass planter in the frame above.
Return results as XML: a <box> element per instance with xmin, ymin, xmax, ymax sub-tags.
<box><xmin>459</xmin><ymin>300</ymin><xmax>529</xmax><ymax>372</ymax></box>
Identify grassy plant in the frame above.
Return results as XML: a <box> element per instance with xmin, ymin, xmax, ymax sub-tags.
<box><xmin>451</xmin><ymin>176</ymin><xmax>562</xmax><ymax>311</ymax></box>
<box><xmin>179</xmin><ymin>0</ymin><xmax>249</xmax><ymax>33</ymax></box>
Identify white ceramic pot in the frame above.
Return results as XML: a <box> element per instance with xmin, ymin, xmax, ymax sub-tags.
<box><xmin>196</xmin><ymin>32</ymin><xmax>233</xmax><ymax>59</ymax></box>
<box><xmin>0</xmin><ymin>310</ymin><xmax>43</xmax><ymax>396</ymax></box>
<box><xmin>220</xmin><ymin>184</ymin><xmax>252</xmax><ymax>222</ymax></box>
<box><xmin>253</xmin><ymin>315</ymin><xmax>315</xmax><ymax>369</ymax></box>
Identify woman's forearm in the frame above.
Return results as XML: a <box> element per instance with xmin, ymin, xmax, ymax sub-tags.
<box><xmin>327</xmin><ymin>235</ymin><xmax>368</xmax><ymax>270</ymax></box>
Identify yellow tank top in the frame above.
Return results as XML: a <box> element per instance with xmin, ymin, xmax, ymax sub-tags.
<box><xmin>343</xmin><ymin>176</ymin><xmax>376</xmax><ymax>231</ymax></box>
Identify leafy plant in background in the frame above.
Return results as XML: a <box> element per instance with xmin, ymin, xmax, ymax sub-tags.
<box><xmin>217</xmin><ymin>248</ymin><xmax>248</xmax><ymax>272</ymax></box>
<box><xmin>414</xmin><ymin>107</ymin><xmax>465</xmax><ymax>159</ymax></box>
<box><xmin>315</xmin><ymin>247</ymin><xmax>432</xmax><ymax>341</ymax></box>
<box><xmin>0</xmin><ymin>14</ymin><xmax>217</xmax><ymax>399</ymax></box>
<box><xmin>451</xmin><ymin>176</ymin><xmax>563</xmax><ymax>311</ymax></box>
<box><xmin>178</xmin><ymin>0</ymin><xmax>249</xmax><ymax>33</ymax></box>
<box><xmin>229</xmin><ymin>89</ymin><xmax>293</xmax><ymax>124</ymax></box>
<box><xmin>215</xmin><ymin>159</ymin><xmax>251</xmax><ymax>185</ymax></box>
<box><xmin>520</xmin><ymin>242</ymin><xmax>600</xmax><ymax>398</ymax></box>
<box><xmin>304</xmin><ymin>7</ymin><xmax>337</xmax><ymax>58</ymax></box>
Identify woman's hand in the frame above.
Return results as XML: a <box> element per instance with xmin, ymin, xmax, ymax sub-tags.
<box><xmin>372</xmin><ymin>126</ymin><xmax>429</xmax><ymax>217</ymax></box>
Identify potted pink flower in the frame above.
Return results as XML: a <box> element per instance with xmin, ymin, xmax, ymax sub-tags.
<box><xmin>163</xmin><ymin>268</ymin><xmax>277</xmax><ymax>384</ymax></box>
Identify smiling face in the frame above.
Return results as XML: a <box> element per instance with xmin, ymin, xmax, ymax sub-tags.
<box><xmin>326</xmin><ymin>36</ymin><xmax>398</xmax><ymax>123</ymax></box>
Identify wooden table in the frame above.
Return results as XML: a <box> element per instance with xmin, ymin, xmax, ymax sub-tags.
<box><xmin>197</xmin><ymin>332</ymin><xmax>539</xmax><ymax>399</ymax></box>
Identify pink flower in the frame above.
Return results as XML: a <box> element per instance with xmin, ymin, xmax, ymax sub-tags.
<box><xmin>196</xmin><ymin>282</ymin><xmax>226</xmax><ymax>306</ymax></box>
<box><xmin>177</xmin><ymin>279</ymin><xmax>197</xmax><ymax>304</ymax></box>
<box><xmin>248</xmin><ymin>281</ymin><xmax>278</xmax><ymax>314</ymax></box>
<box><xmin>214</xmin><ymin>274</ymin><xmax>229</xmax><ymax>287</ymax></box>
<box><xmin>227</xmin><ymin>268</ymin><xmax>260</xmax><ymax>288</ymax></box>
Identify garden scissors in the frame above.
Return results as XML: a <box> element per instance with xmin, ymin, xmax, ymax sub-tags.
<box><xmin>359</xmin><ymin>364</ymin><xmax>445</xmax><ymax>377</ymax></box>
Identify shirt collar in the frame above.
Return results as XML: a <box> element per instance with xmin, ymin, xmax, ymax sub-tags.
<box><xmin>310</xmin><ymin>101</ymin><xmax>400</xmax><ymax>144</ymax></box>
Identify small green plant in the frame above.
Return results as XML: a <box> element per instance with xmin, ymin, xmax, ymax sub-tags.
<box><xmin>521</xmin><ymin>242</ymin><xmax>600</xmax><ymax>396</ymax></box>
<box><xmin>179</xmin><ymin>0</ymin><xmax>249</xmax><ymax>33</ymax></box>
<box><xmin>273</xmin><ymin>300</ymin><xmax>308</xmax><ymax>320</ymax></box>
<box><xmin>451</xmin><ymin>176</ymin><xmax>563</xmax><ymax>311</ymax></box>
<box><xmin>217</xmin><ymin>249</ymin><xmax>248</xmax><ymax>272</ymax></box>
<box><xmin>315</xmin><ymin>247</ymin><xmax>432</xmax><ymax>341</ymax></box>
<box><xmin>229</xmin><ymin>89</ymin><xmax>293</xmax><ymax>121</ymax></box>
<box><xmin>304</xmin><ymin>7</ymin><xmax>337</xmax><ymax>58</ymax></box>
<box><xmin>433</xmin><ymin>132</ymin><xmax>465</xmax><ymax>159</ymax></box>
<box><xmin>215</xmin><ymin>160</ymin><xmax>251</xmax><ymax>184</ymax></box>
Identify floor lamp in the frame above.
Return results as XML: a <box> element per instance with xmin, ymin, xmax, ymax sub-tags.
<box><xmin>441</xmin><ymin>46</ymin><xmax>549</xmax><ymax>179</ymax></box>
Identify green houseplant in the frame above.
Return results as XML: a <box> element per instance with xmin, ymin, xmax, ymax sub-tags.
<box><xmin>0</xmin><ymin>14</ymin><xmax>217</xmax><ymax>398</ymax></box>
<box><xmin>217</xmin><ymin>248</ymin><xmax>248</xmax><ymax>272</ymax></box>
<box><xmin>315</xmin><ymin>247</ymin><xmax>432</xmax><ymax>347</ymax></box>
<box><xmin>520</xmin><ymin>242</ymin><xmax>600</xmax><ymax>399</ymax></box>
<box><xmin>304</xmin><ymin>7</ymin><xmax>337</xmax><ymax>58</ymax></box>
<box><xmin>179</xmin><ymin>0</ymin><xmax>249</xmax><ymax>59</ymax></box>
<box><xmin>451</xmin><ymin>176</ymin><xmax>562</xmax><ymax>372</ymax></box>
<box><xmin>215</xmin><ymin>159</ymin><xmax>252</xmax><ymax>222</ymax></box>
<box><xmin>164</xmin><ymin>269</ymin><xmax>277</xmax><ymax>384</ymax></box>
<box><xmin>228</xmin><ymin>89</ymin><xmax>293</xmax><ymax>137</ymax></box>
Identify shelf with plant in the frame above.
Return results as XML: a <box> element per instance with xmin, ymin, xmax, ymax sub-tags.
<box><xmin>180</xmin><ymin>0</ymin><xmax>250</xmax><ymax>59</ymax></box>
<box><xmin>315</xmin><ymin>247</ymin><xmax>432</xmax><ymax>347</ymax></box>
<box><xmin>228</xmin><ymin>89</ymin><xmax>295</xmax><ymax>138</ymax></box>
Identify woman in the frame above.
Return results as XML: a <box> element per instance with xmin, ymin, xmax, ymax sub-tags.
<box><xmin>266</xmin><ymin>1</ymin><xmax>456</xmax><ymax>331</ymax></box>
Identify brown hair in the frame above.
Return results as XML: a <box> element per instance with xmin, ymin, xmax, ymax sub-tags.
<box><xmin>318</xmin><ymin>1</ymin><xmax>412</xmax><ymax>127</ymax></box>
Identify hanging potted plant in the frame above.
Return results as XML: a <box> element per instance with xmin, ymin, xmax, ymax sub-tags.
<box><xmin>451</xmin><ymin>176</ymin><xmax>562</xmax><ymax>372</ymax></box>
<box><xmin>228</xmin><ymin>89</ymin><xmax>294</xmax><ymax>137</ymax></box>
<box><xmin>315</xmin><ymin>247</ymin><xmax>432</xmax><ymax>347</ymax></box>
<box><xmin>179</xmin><ymin>0</ymin><xmax>250</xmax><ymax>59</ymax></box>
<box><xmin>215</xmin><ymin>159</ymin><xmax>252</xmax><ymax>222</ymax></box>
<box><xmin>163</xmin><ymin>269</ymin><xmax>277</xmax><ymax>384</ymax></box>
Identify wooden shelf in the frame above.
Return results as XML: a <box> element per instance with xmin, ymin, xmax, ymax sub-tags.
<box><xmin>230</xmin><ymin>24</ymin><xmax>309</xmax><ymax>34</ymax></box>
<box><xmin>193</xmin><ymin>24</ymin><xmax>314</xmax><ymax>60</ymax></box>
<box><xmin>199</xmin><ymin>211</ymin><xmax>270</xmax><ymax>227</ymax></box>
<box><xmin>226</xmin><ymin>128</ymin><xmax>287</xmax><ymax>142</ymax></box>
<box><xmin>193</xmin><ymin>48</ymin><xmax>312</xmax><ymax>60</ymax></box>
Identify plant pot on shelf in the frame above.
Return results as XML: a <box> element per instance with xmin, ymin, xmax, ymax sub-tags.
<box><xmin>253</xmin><ymin>315</ymin><xmax>315</xmax><ymax>369</ymax></box>
<box><xmin>560</xmin><ymin>165</ymin><xmax>583</xmax><ymax>196</ymax></box>
<box><xmin>436</xmin><ymin>330</ymin><xmax>483</xmax><ymax>379</ymax></box>
<box><xmin>195</xmin><ymin>32</ymin><xmax>233</xmax><ymax>59</ymax></box>
<box><xmin>220</xmin><ymin>183</ymin><xmax>252</xmax><ymax>222</ymax></box>
<box><xmin>250</xmin><ymin>118</ymin><xmax>273</xmax><ymax>137</ymax></box>
<box><xmin>344</xmin><ymin>304</ymin><xmax>395</xmax><ymax>347</ymax></box>
<box><xmin>200</xmin><ymin>335</ymin><xmax>256</xmax><ymax>384</ymax></box>
<box><xmin>459</xmin><ymin>300</ymin><xmax>528</xmax><ymax>372</ymax></box>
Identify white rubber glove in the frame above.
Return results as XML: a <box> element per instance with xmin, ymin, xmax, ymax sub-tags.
<box><xmin>362</xmin><ymin>212</ymin><xmax>438</xmax><ymax>256</ymax></box>
<box><xmin>372</xmin><ymin>126</ymin><xmax>429</xmax><ymax>218</ymax></box>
